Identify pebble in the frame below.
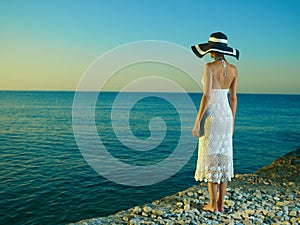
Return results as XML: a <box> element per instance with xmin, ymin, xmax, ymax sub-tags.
<box><xmin>289</xmin><ymin>210</ymin><xmax>297</xmax><ymax>217</ymax></box>
<box><xmin>141</xmin><ymin>212</ymin><xmax>148</xmax><ymax>217</ymax></box>
<box><xmin>71</xmin><ymin>174</ymin><xmax>299</xmax><ymax>225</ymax></box>
<box><xmin>152</xmin><ymin>209</ymin><xmax>163</xmax><ymax>216</ymax></box>
<box><xmin>133</xmin><ymin>206</ymin><xmax>141</xmax><ymax>214</ymax></box>
<box><xmin>176</xmin><ymin>202</ymin><xmax>183</xmax><ymax>208</ymax></box>
<box><xmin>143</xmin><ymin>206</ymin><xmax>152</xmax><ymax>214</ymax></box>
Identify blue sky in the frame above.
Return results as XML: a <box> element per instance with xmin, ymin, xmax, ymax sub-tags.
<box><xmin>1</xmin><ymin>0</ymin><xmax>300</xmax><ymax>93</ymax></box>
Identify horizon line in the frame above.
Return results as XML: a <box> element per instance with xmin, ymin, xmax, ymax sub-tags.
<box><xmin>0</xmin><ymin>89</ymin><xmax>299</xmax><ymax>95</ymax></box>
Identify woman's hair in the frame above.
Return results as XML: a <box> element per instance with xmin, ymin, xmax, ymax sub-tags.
<box><xmin>211</xmin><ymin>51</ymin><xmax>225</xmax><ymax>58</ymax></box>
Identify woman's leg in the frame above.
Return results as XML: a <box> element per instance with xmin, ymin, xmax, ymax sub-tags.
<box><xmin>217</xmin><ymin>182</ymin><xmax>227</xmax><ymax>212</ymax></box>
<box><xmin>202</xmin><ymin>182</ymin><xmax>218</xmax><ymax>212</ymax></box>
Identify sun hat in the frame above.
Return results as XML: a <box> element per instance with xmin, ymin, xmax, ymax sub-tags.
<box><xmin>191</xmin><ymin>32</ymin><xmax>239</xmax><ymax>59</ymax></box>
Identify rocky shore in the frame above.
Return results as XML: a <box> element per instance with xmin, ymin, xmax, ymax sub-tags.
<box><xmin>71</xmin><ymin>148</ymin><xmax>300</xmax><ymax>225</ymax></box>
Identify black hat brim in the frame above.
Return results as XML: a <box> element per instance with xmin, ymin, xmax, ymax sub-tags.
<box><xmin>191</xmin><ymin>42</ymin><xmax>239</xmax><ymax>60</ymax></box>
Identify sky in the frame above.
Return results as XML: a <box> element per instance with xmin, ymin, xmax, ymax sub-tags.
<box><xmin>0</xmin><ymin>0</ymin><xmax>300</xmax><ymax>94</ymax></box>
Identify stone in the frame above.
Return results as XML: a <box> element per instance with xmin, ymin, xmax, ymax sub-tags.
<box><xmin>261</xmin><ymin>200</ymin><xmax>267</xmax><ymax>205</ymax></box>
<box><xmin>283</xmin><ymin>206</ymin><xmax>289</xmax><ymax>214</ymax></box>
<box><xmin>269</xmin><ymin>211</ymin><xmax>275</xmax><ymax>218</ymax></box>
<box><xmin>276</xmin><ymin>201</ymin><xmax>285</xmax><ymax>207</ymax></box>
<box><xmin>152</xmin><ymin>209</ymin><xmax>163</xmax><ymax>216</ymax></box>
<box><xmin>284</xmin><ymin>215</ymin><xmax>291</xmax><ymax>222</ymax></box>
<box><xmin>289</xmin><ymin>210</ymin><xmax>297</xmax><ymax>217</ymax></box>
<box><xmin>287</xmin><ymin>193</ymin><xmax>295</xmax><ymax>200</ymax></box>
<box><xmin>129</xmin><ymin>219</ymin><xmax>140</xmax><ymax>225</ymax></box>
<box><xmin>173</xmin><ymin>209</ymin><xmax>183</xmax><ymax>215</ymax></box>
<box><xmin>232</xmin><ymin>212</ymin><xmax>242</xmax><ymax>220</ymax></box>
<box><xmin>133</xmin><ymin>206</ymin><xmax>141</xmax><ymax>214</ymax></box>
<box><xmin>254</xmin><ymin>190</ymin><xmax>262</xmax><ymax>199</ymax></box>
<box><xmin>184</xmin><ymin>199</ymin><xmax>190</xmax><ymax>212</ymax></box>
<box><xmin>277</xmin><ymin>211</ymin><xmax>283</xmax><ymax>217</ymax></box>
<box><xmin>264</xmin><ymin>216</ymin><xmax>273</xmax><ymax>224</ymax></box>
<box><xmin>245</xmin><ymin>209</ymin><xmax>255</xmax><ymax>215</ymax></box>
<box><xmin>290</xmin><ymin>217</ymin><xmax>297</xmax><ymax>224</ymax></box>
<box><xmin>203</xmin><ymin>191</ymin><xmax>209</xmax><ymax>199</ymax></box>
<box><xmin>240</xmin><ymin>203</ymin><xmax>247</xmax><ymax>210</ymax></box>
<box><xmin>190</xmin><ymin>220</ymin><xmax>197</xmax><ymax>225</ymax></box>
<box><xmin>274</xmin><ymin>196</ymin><xmax>281</xmax><ymax>201</ymax></box>
<box><xmin>241</xmin><ymin>212</ymin><xmax>248</xmax><ymax>219</ymax></box>
<box><xmin>261</xmin><ymin>209</ymin><xmax>268</xmax><ymax>216</ymax></box>
<box><xmin>141</xmin><ymin>212</ymin><xmax>148</xmax><ymax>217</ymax></box>
<box><xmin>143</xmin><ymin>206</ymin><xmax>152</xmax><ymax>214</ymax></box>
<box><xmin>255</xmin><ymin>218</ymin><xmax>264</xmax><ymax>224</ymax></box>
<box><xmin>225</xmin><ymin>200</ymin><xmax>235</xmax><ymax>207</ymax></box>
<box><xmin>187</xmin><ymin>191</ymin><xmax>193</xmax><ymax>197</ymax></box>
<box><xmin>176</xmin><ymin>202</ymin><xmax>183</xmax><ymax>208</ymax></box>
<box><xmin>122</xmin><ymin>216</ymin><xmax>129</xmax><ymax>222</ymax></box>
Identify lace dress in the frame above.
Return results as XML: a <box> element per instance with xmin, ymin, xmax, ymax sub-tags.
<box><xmin>194</xmin><ymin>89</ymin><xmax>234</xmax><ymax>183</ymax></box>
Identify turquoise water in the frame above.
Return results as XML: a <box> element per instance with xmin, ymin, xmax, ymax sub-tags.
<box><xmin>0</xmin><ymin>91</ymin><xmax>299</xmax><ymax>225</ymax></box>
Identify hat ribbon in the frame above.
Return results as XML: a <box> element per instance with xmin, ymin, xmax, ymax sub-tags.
<box><xmin>209</xmin><ymin>37</ymin><xmax>228</xmax><ymax>44</ymax></box>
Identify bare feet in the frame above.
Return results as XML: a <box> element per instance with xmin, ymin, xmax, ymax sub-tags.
<box><xmin>202</xmin><ymin>203</ymin><xmax>218</xmax><ymax>213</ymax></box>
<box><xmin>218</xmin><ymin>206</ymin><xmax>224</xmax><ymax>212</ymax></box>
<box><xmin>217</xmin><ymin>201</ymin><xmax>224</xmax><ymax>212</ymax></box>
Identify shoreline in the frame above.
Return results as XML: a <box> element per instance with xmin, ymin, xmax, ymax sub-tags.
<box><xmin>70</xmin><ymin>149</ymin><xmax>299</xmax><ymax>225</ymax></box>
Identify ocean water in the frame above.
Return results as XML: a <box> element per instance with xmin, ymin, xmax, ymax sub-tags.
<box><xmin>0</xmin><ymin>91</ymin><xmax>299</xmax><ymax>225</ymax></box>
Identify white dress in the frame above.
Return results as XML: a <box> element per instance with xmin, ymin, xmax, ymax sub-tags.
<box><xmin>194</xmin><ymin>89</ymin><xmax>234</xmax><ymax>183</ymax></box>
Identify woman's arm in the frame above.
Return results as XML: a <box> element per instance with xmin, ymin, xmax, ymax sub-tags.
<box><xmin>192</xmin><ymin>65</ymin><xmax>212</xmax><ymax>137</ymax></box>
<box><xmin>229</xmin><ymin>68</ymin><xmax>238</xmax><ymax>134</ymax></box>
<box><xmin>192</xmin><ymin>95</ymin><xmax>208</xmax><ymax>137</ymax></box>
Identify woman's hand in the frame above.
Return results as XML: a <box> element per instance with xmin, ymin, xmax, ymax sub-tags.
<box><xmin>232</xmin><ymin>120</ymin><xmax>235</xmax><ymax>136</ymax></box>
<box><xmin>192</xmin><ymin>121</ymin><xmax>203</xmax><ymax>138</ymax></box>
<box><xmin>192</xmin><ymin>126</ymin><xmax>199</xmax><ymax>138</ymax></box>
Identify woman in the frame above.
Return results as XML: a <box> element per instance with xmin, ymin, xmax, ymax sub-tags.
<box><xmin>191</xmin><ymin>32</ymin><xmax>239</xmax><ymax>212</ymax></box>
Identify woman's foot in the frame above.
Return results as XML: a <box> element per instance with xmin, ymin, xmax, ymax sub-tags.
<box><xmin>218</xmin><ymin>206</ymin><xmax>224</xmax><ymax>212</ymax></box>
<box><xmin>217</xmin><ymin>199</ymin><xmax>225</xmax><ymax>212</ymax></box>
<box><xmin>202</xmin><ymin>203</ymin><xmax>218</xmax><ymax>212</ymax></box>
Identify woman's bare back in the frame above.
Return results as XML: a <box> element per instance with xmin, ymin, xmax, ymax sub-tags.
<box><xmin>207</xmin><ymin>59</ymin><xmax>238</xmax><ymax>90</ymax></box>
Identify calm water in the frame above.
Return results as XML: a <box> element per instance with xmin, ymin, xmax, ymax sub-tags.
<box><xmin>0</xmin><ymin>91</ymin><xmax>299</xmax><ymax>225</ymax></box>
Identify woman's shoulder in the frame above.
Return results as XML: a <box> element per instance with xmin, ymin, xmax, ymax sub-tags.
<box><xmin>227</xmin><ymin>61</ymin><xmax>237</xmax><ymax>69</ymax></box>
<box><xmin>227</xmin><ymin>62</ymin><xmax>238</xmax><ymax>75</ymax></box>
<box><xmin>206</xmin><ymin>60</ymin><xmax>217</xmax><ymax>67</ymax></box>
<box><xmin>205</xmin><ymin>61</ymin><xmax>218</xmax><ymax>72</ymax></box>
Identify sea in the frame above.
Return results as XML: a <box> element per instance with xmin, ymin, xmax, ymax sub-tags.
<box><xmin>0</xmin><ymin>91</ymin><xmax>299</xmax><ymax>225</ymax></box>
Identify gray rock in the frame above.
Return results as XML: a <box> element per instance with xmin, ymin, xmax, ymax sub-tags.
<box><xmin>232</xmin><ymin>212</ymin><xmax>242</xmax><ymax>220</ymax></box>
<box><xmin>152</xmin><ymin>209</ymin><xmax>163</xmax><ymax>216</ymax></box>
<box><xmin>143</xmin><ymin>206</ymin><xmax>152</xmax><ymax>214</ymax></box>
<box><xmin>141</xmin><ymin>212</ymin><xmax>148</xmax><ymax>217</ymax></box>
<box><xmin>264</xmin><ymin>216</ymin><xmax>274</xmax><ymax>224</ymax></box>
<box><xmin>254</xmin><ymin>190</ymin><xmax>262</xmax><ymax>199</ymax></box>
<box><xmin>176</xmin><ymin>202</ymin><xmax>183</xmax><ymax>208</ymax></box>
<box><xmin>289</xmin><ymin>210</ymin><xmax>297</xmax><ymax>217</ymax></box>
<box><xmin>254</xmin><ymin>218</ymin><xmax>264</xmax><ymax>224</ymax></box>
<box><xmin>225</xmin><ymin>200</ymin><xmax>235</xmax><ymax>207</ymax></box>
<box><xmin>277</xmin><ymin>210</ymin><xmax>283</xmax><ymax>217</ymax></box>
<box><xmin>133</xmin><ymin>206</ymin><xmax>141</xmax><ymax>214</ymax></box>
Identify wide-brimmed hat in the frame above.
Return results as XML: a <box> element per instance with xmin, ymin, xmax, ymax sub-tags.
<box><xmin>191</xmin><ymin>32</ymin><xmax>239</xmax><ymax>59</ymax></box>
